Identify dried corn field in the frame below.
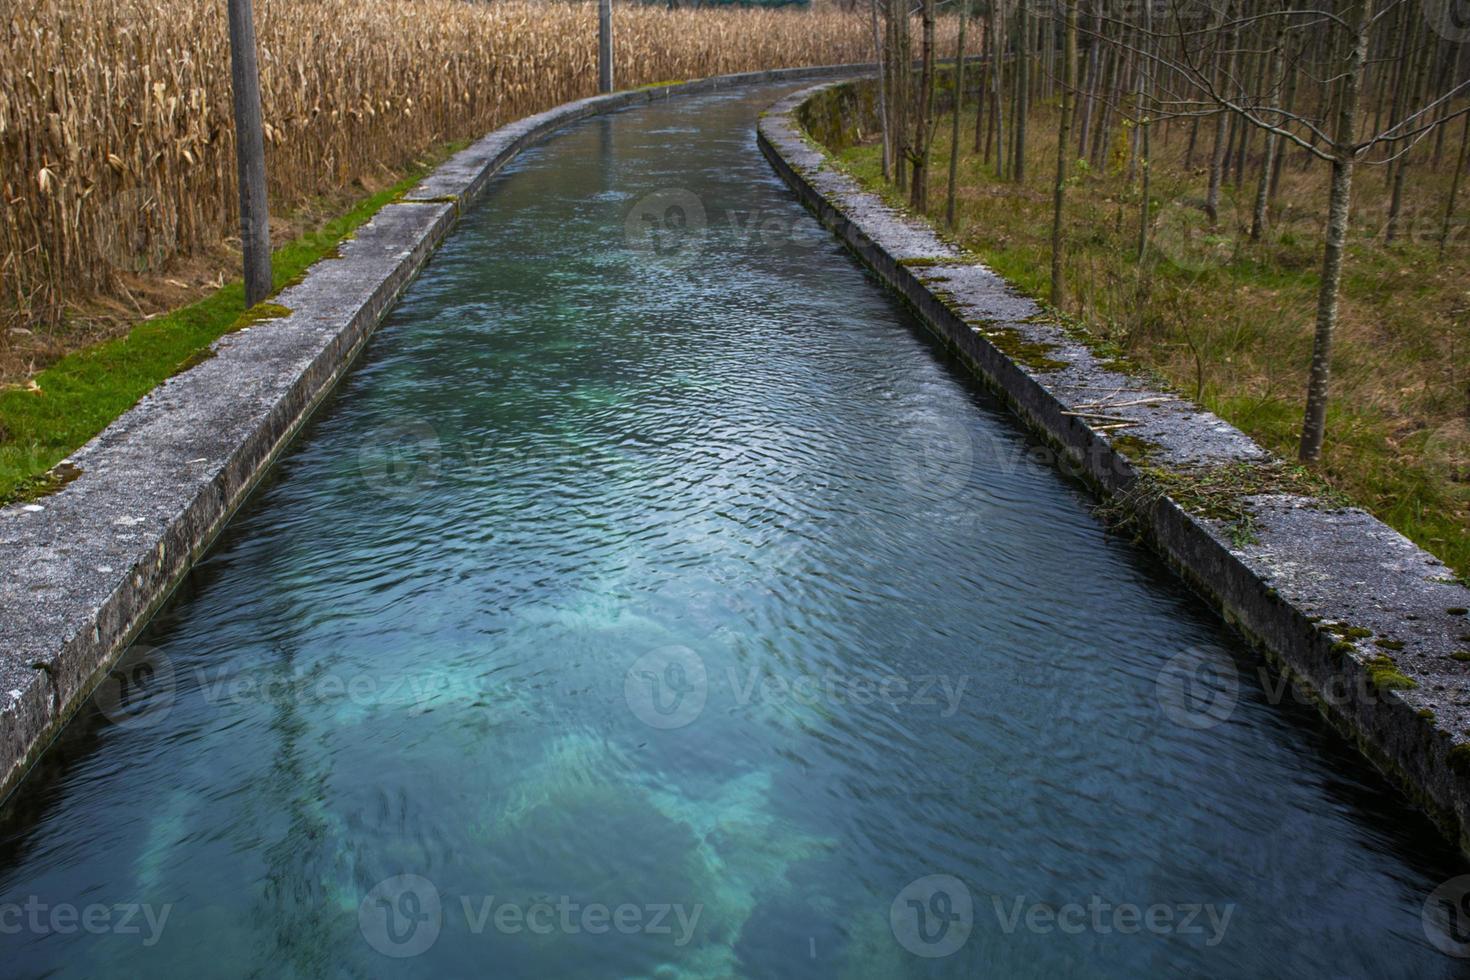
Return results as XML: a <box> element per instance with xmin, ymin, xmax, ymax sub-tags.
<box><xmin>1</xmin><ymin>0</ymin><xmax>901</xmax><ymax>341</ymax></box>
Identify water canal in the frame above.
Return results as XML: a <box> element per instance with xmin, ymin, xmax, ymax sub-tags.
<box><xmin>1</xmin><ymin>82</ymin><xmax>1466</xmax><ymax>978</ymax></box>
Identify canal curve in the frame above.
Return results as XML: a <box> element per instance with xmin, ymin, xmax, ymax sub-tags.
<box><xmin>1</xmin><ymin>82</ymin><xmax>1467</xmax><ymax>978</ymax></box>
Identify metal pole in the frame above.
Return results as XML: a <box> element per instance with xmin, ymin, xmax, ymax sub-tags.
<box><xmin>227</xmin><ymin>0</ymin><xmax>272</xmax><ymax>306</ymax></box>
<box><xmin>598</xmin><ymin>0</ymin><xmax>614</xmax><ymax>94</ymax></box>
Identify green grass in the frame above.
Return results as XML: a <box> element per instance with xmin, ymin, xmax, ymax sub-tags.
<box><xmin>0</xmin><ymin>167</ymin><xmax>440</xmax><ymax>505</ymax></box>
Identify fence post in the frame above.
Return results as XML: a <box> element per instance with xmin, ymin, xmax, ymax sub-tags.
<box><xmin>598</xmin><ymin>0</ymin><xmax>614</xmax><ymax>94</ymax></box>
<box><xmin>227</xmin><ymin>0</ymin><xmax>272</xmax><ymax>305</ymax></box>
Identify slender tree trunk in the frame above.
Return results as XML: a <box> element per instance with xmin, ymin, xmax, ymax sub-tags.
<box><xmin>1233</xmin><ymin>19</ymin><xmax>1265</xmax><ymax>190</ymax></box>
<box><xmin>1050</xmin><ymin>0</ymin><xmax>1077</xmax><ymax>307</ymax></box>
<box><xmin>1076</xmin><ymin>30</ymin><xmax>1097</xmax><ymax>160</ymax></box>
<box><xmin>1205</xmin><ymin>14</ymin><xmax>1237</xmax><ymax>225</ymax></box>
<box><xmin>945</xmin><ymin>0</ymin><xmax>969</xmax><ymax>228</ymax></box>
<box><xmin>1383</xmin><ymin>6</ymin><xmax>1414</xmax><ymax>192</ymax></box>
<box><xmin>1300</xmin><ymin>0</ymin><xmax>1372</xmax><ymax>464</ymax></box>
<box><xmin>993</xmin><ymin>0</ymin><xmax>1006</xmax><ymax>177</ymax></box>
<box><xmin>227</xmin><ymin>0</ymin><xmax>271</xmax><ymax>306</ymax></box>
<box><xmin>974</xmin><ymin>11</ymin><xmax>991</xmax><ymax>155</ymax></box>
<box><xmin>1269</xmin><ymin>37</ymin><xmax>1298</xmax><ymax>204</ymax></box>
<box><xmin>893</xmin><ymin>0</ymin><xmax>911</xmax><ymax>192</ymax></box>
<box><xmin>1012</xmin><ymin>0</ymin><xmax>1028</xmax><ymax>182</ymax></box>
<box><xmin>1386</xmin><ymin>26</ymin><xmax>1432</xmax><ymax>245</ymax></box>
<box><xmin>1090</xmin><ymin>35</ymin><xmax>1119</xmax><ymax>169</ymax></box>
<box><xmin>598</xmin><ymin>0</ymin><xmax>614</xmax><ymax>94</ymax></box>
<box><xmin>1137</xmin><ymin>0</ymin><xmax>1153</xmax><ymax>261</ymax></box>
<box><xmin>911</xmin><ymin>0</ymin><xmax>936</xmax><ymax>209</ymax></box>
<box><xmin>1433</xmin><ymin>43</ymin><xmax>1462</xmax><ymax>169</ymax></box>
<box><xmin>870</xmin><ymin>0</ymin><xmax>892</xmax><ymax>181</ymax></box>
<box><xmin>1441</xmin><ymin>110</ymin><xmax>1470</xmax><ymax>257</ymax></box>
<box><xmin>1251</xmin><ymin>34</ymin><xmax>1286</xmax><ymax>241</ymax></box>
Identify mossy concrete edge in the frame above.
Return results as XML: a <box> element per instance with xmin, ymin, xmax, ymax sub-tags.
<box><xmin>0</xmin><ymin>63</ymin><xmax>874</xmax><ymax>806</ymax></box>
<box><xmin>759</xmin><ymin>78</ymin><xmax>1470</xmax><ymax>851</ymax></box>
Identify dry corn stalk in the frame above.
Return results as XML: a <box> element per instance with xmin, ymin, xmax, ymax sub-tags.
<box><xmin>0</xmin><ymin>0</ymin><xmax>972</xmax><ymax>331</ymax></box>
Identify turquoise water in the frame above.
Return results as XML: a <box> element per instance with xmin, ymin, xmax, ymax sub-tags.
<box><xmin>2</xmin><ymin>84</ymin><xmax>1469</xmax><ymax>978</ymax></box>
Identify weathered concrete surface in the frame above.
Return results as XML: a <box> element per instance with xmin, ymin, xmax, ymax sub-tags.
<box><xmin>760</xmin><ymin>80</ymin><xmax>1470</xmax><ymax>848</ymax></box>
<box><xmin>0</xmin><ymin>63</ymin><xmax>870</xmax><ymax>804</ymax></box>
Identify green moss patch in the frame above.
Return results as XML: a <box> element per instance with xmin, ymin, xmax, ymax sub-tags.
<box><xmin>1</xmin><ymin>461</ymin><xmax>82</xmax><ymax>506</ymax></box>
<box><xmin>978</xmin><ymin>326</ymin><xmax>1069</xmax><ymax>373</ymax></box>
<box><xmin>1365</xmin><ymin>655</ymin><xmax>1417</xmax><ymax>692</ymax></box>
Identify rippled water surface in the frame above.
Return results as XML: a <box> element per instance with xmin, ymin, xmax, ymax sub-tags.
<box><xmin>3</xmin><ymin>84</ymin><xmax>1468</xmax><ymax>979</ymax></box>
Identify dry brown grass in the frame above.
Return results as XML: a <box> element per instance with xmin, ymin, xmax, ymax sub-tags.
<box><xmin>834</xmin><ymin>94</ymin><xmax>1470</xmax><ymax>576</ymax></box>
<box><xmin>1</xmin><ymin>0</ymin><xmax>883</xmax><ymax>351</ymax></box>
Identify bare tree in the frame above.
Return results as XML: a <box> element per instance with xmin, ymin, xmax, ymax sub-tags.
<box><xmin>946</xmin><ymin>0</ymin><xmax>971</xmax><ymax>227</ymax></box>
<box><xmin>871</xmin><ymin>0</ymin><xmax>893</xmax><ymax>180</ymax></box>
<box><xmin>1051</xmin><ymin>0</ymin><xmax>1078</xmax><ymax>305</ymax></box>
<box><xmin>1110</xmin><ymin>0</ymin><xmax>1468</xmax><ymax>462</ymax></box>
<box><xmin>911</xmin><ymin>0</ymin><xmax>938</xmax><ymax>209</ymax></box>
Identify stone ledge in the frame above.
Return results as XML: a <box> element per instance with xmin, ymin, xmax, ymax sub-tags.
<box><xmin>758</xmin><ymin>79</ymin><xmax>1470</xmax><ymax>850</ymax></box>
<box><xmin>0</xmin><ymin>62</ymin><xmax>871</xmax><ymax>805</ymax></box>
